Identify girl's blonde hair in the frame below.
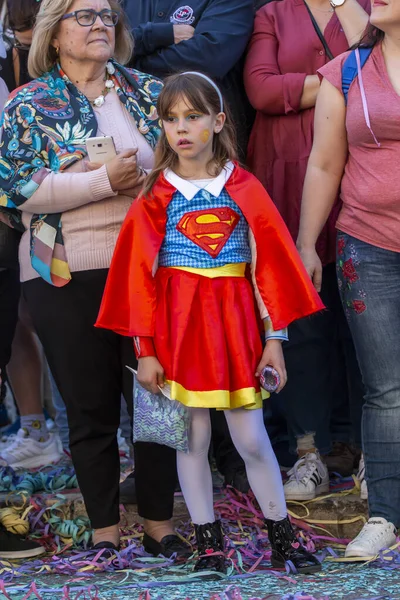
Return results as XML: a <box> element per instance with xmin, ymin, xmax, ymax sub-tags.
<box><xmin>28</xmin><ymin>0</ymin><xmax>133</xmax><ymax>78</ymax></box>
<box><xmin>142</xmin><ymin>73</ymin><xmax>238</xmax><ymax>197</ymax></box>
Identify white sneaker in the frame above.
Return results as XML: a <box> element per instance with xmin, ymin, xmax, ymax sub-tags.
<box><xmin>345</xmin><ymin>517</ymin><xmax>397</xmax><ymax>558</ymax></box>
<box><xmin>357</xmin><ymin>455</ymin><xmax>368</xmax><ymax>500</ymax></box>
<box><xmin>0</xmin><ymin>433</ymin><xmax>17</xmax><ymax>450</ymax></box>
<box><xmin>0</xmin><ymin>429</ymin><xmax>62</xmax><ymax>469</ymax></box>
<box><xmin>284</xmin><ymin>452</ymin><xmax>329</xmax><ymax>501</ymax></box>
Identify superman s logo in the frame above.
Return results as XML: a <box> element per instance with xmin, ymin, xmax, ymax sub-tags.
<box><xmin>177</xmin><ymin>207</ymin><xmax>240</xmax><ymax>258</ymax></box>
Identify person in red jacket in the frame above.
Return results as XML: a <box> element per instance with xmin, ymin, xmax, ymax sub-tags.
<box><xmin>97</xmin><ymin>72</ymin><xmax>323</xmax><ymax>574</ymax></box>
<box><xmin>244</xmin><ymin>0</ymin><xmax>369</xmax><ymax>498</ymax></box>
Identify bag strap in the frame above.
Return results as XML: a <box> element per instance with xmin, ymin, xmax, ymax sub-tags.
<box><xmin>303</xmin><ymin>1</ymin><xmax>334</xmax><ymax>61</ymax></box>
<box><xmin>341</xmin><ymin>47</ymin><xmax>373</xmax><ymax>105</ymax></box>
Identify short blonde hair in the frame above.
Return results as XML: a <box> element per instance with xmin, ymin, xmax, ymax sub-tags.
<box><xmin>28</xmin><ymin>0</ymin><xmax>134</xmax><ymax>78</ymax></box>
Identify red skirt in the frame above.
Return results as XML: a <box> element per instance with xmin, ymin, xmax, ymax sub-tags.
<box><xmin>154</xmin><ymin>267</ymin><xmax>266</xmax><ymax>410</ymax></box>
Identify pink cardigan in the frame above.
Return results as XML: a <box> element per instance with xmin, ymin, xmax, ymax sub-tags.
<box><xmin>19</xmin><ymin>90</ymin><xmax>155</xmax><ymax>282</ymax></box>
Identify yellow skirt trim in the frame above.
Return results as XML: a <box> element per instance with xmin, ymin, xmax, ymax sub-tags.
<box><xmin>170</xmin><ymin>263</ymin><xmax>247</xmax><ymax>279</ymax></box>
<box><xmin>167</xmin><ymin>379</ymin><xmax>268</xmax><ymax>410</ymax></box>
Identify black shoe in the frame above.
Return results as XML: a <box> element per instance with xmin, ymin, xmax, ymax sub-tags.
<box><xmin>266</xmin><ymin>516</ymin><xmax>321</xmax><ymax>574</ymax></box>
<box><xmin>119</xmin><ymin>472</ymin><xmax>137</xmax><ymax>504</ymax></box>
<box><xmin>0</xmin><ymin>526</ymin><xmax>46</xmax><ymax>560</ymax></box>
<box><xmin>224</xmin><ymin>466</ymin><xmax>250</xmax><ymax>494</ymax></box>
<box><xmin>143</xmin><ymin>532</ymin><xmax>192</xmax><ymax>559</ymax></box>
<box><xmin>194</xmin><ymin>520</ymin><xmax>226</xmax><ymax>574</ymax></box>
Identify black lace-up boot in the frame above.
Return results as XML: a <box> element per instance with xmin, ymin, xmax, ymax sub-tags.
<box><xmin>194</xmin><ymin>520</ymin><xmax>226</xmax><ymax>574</ymax></box>
<box><xmin>266</xmin><ymin>516</ymin><xmax>321</xmax><ymax>574</ymax></box>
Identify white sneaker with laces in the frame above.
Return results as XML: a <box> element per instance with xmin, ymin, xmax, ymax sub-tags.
<box><xmin>0</xmin><ymin>429</ymin><xmax>62</xmax><ymax>469</ymax></box>
<box><xmin>284</xmin><ymin>452</ymin><xmax>329</xmax><ymax>501</ymax></box>
<box><xmin>345</xmin><ymin>517</ymin><xmax>397</xmax><ymax>558</ymax></box>
<box><xmin>357</xmin><ymin>455</ymin><xmax>368</xmax><ymax>500</ymax></box>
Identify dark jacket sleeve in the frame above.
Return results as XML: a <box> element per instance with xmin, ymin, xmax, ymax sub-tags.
<box><xmin>132</xmin><ymin>22</ymin><xmax>175</xmax><ymax>57</ymax></box>
<box><xmin>133</xmin><ymin>0</ymin><xmax>255</xmax><ymax>79</ymax></box>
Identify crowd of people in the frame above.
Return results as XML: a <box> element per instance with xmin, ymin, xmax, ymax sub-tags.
<box><xmin>0</xmin><ymin>0</ymin><xmax>398</xmax><ymax>575</ymax></box>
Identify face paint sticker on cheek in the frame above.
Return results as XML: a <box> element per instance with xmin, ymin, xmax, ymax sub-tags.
<box><xmin>200</xmin><ymin>129</ymin><xmax>210</xmax><ymax>143</ymax></box>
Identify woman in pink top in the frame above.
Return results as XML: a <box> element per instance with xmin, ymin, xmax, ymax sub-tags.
<box><xmin>244</xmin><ymin>0</ymin><xmax>368</xmax><ymax>500</ymax></box>
<box><xmin>298</xmin><ymin>0</ymin><xmax>400</xmax><ymax>559</ymax></box>
<box><xmin>0</xmin><ymin>0</ymin><xmax>191</xmax><ymax>558</ymax></box>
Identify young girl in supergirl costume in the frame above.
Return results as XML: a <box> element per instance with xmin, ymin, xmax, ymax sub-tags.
<box><xmin>96</xmin><ymin>72</ymin><xmax>324</xmax><ymax>575</ymax></box>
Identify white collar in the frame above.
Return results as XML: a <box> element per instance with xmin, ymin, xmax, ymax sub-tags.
<box><xmin>164</xmin><ymin>161</ymin><xmax>235</xmax><ymax>200</ymax></box>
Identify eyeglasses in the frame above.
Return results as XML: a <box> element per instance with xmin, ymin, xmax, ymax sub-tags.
<box><xmin>61</xmin><ymin>9</ymin><xmax>119</xmax><ymax>27</ymax></box>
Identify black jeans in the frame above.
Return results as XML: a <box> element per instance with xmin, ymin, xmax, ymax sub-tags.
<box><xmin>23</xmin><ymin>270</ymin><xmax>177</xmax><ymax>529</ymax></box>
<box><xmin>279</xmin><ymin>263</ymin><xmax>364</xmax><ymax>455</ymax></box>
<box><xmin>0</xmin><ymin>269</ymin><xmax>20</xmax><ymax>375</ymax></box>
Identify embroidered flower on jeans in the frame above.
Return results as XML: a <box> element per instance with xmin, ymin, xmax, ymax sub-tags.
<box><xmin>337</xmin><ymin>237</ymin><xmax>346</xmax><ymax>256</ymax></box>
<box><xmin>352</xmin><ymin>300</ymin><xmax>366</xmax><ymax>314</ymax></box>
<box><xmin>349</xmin><ymin>243</ymin><xmax>360</xmax><ymax>264</ymax></box>
<box><xmin>342</xmin><ymin>258</ymin><xmax>359</xmax><ymax>283</ymax></box>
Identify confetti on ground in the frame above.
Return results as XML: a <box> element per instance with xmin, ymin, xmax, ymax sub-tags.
<box><xmin>0</xmin><ymin>466</ymin><xmax>399</xmax><ymax>599</ymax></box>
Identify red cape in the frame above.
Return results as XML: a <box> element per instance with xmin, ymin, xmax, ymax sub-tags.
<box><xmin>96</xmin><ymin>165</ymin><xmax>324</xmax><ymax>336</ymax></box>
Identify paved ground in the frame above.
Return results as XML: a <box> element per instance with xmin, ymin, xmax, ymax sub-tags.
<box><xmin>3</xmin><ymin>558</ymin><xmax>400</xmax><ymax>599</ymax></box>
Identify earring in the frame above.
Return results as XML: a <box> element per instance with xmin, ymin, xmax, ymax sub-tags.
<box><xmin>55</xmin><ymin>46</ymin><xmax>59</xmax><ymax>56</ymax></box>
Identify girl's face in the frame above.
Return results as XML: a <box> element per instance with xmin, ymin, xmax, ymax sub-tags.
<box><xmin>163</xmin><ymin>96</ymin><xmax>225</xmax><ymax>164</ymax></box>
<box><xmin>370</xmin><ymin>0</ymin><xmax>400</xmax><ymax>31</ymax></box>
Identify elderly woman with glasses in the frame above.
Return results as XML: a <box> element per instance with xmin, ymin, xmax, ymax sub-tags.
<box><xmin>0</xmin><ymin>0</ymin><xmax>190</xmax><ymax>556</ymax></box>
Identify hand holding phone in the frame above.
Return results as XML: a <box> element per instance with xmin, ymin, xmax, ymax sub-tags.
<box><xmin>87</xmin><ymin>147</ymin><xmax>143</xmax><ymax>194</ymax></box>
<box><xmin>86</xmin><ymin>136</ymin><xmax>116</xmax><ymax>164</ymax></box>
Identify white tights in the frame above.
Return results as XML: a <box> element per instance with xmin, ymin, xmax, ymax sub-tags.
<box><xmin>177</xmin><ymin>407</ymin><xmax>287</xmax><ymax>525</ymax></box>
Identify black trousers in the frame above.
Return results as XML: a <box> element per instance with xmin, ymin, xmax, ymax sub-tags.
<box><xmin>0</xmin><ymin>269</ymin><xmax>20</xmax><ymax>406</ymax></box>
<box><xmin>23</xmin><ymin>270</ymin><xmax>177</xmax><ymax>529</ymax></box>
<box><xmin>0</xmin><ymin>269</ymin><xmax>20</xmax><ymax>374</ymax></box>
<box><xmin>279</xmin><ymin>263</ymin><xmax>364</xmax><ymax>455</ymax></box>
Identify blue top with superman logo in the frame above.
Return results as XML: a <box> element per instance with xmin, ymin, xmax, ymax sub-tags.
<box><xmin>158</xmin><ymin>185</ymin><xmax>251</xmax><ymax>269</ymax></box>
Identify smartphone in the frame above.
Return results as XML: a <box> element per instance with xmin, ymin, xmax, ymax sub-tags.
<box><xmin>86</xmin><ymin>136</ymin><xmax>117</xmax><ymax>164</ymax></box>
<box><xmin>260</xmin><ymin>365</ymin><xmax>281</xmax><ymax>393</ymax></box>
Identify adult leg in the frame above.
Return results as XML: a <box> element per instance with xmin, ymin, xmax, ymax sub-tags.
<box><xmin>0</xmin><ymin>269</ymin><xmax>19</xmax><ymax>401</ymax></box>
<box><xmin>336</xmin><ymin>233</ymin><xmax>400</xmax><ymax>556</ymax></box>
<box><xmin>337</xmin><ymin>234</ymin><xmax>400</xmax><ymax>525</ymax></box>
<box><xmin>281</xmin><ymin>265</ymin><xmax>336</xmax><ymax>458</ymax></box>
<box><xmin>7</xmin><ymin>298</ymin><xmax>43</xmax><ymax>418</ymax></box>
<box><xmin>322</xmin><ymin>264</ymin><xmax>363</xmax><ymax>475</ymax></box>
<box><xmin>5</xmin><ymin>298</ymin><xmax>53</xmax><ymax>447</ymax></box>
<box><xmin>49</xmin><ymin>369</ymin><xmax>70</xmax><ymax>451</ymax></box>
<box><xmin>23</xmin><ymin>271</ymin><xmax>122</xmax><ymax>539</ymax></box>
<box><xmin>279</xmin><ymin>267</ymin><xmax>336</xmax><ymax>500</ymax></box>
<box><xmin>121</xmin><ymin>340</ymin><xmax>181</xmax><ymax>549</ymax></box>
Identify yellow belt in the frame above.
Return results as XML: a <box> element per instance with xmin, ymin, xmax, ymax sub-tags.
<box><xmin>171</xmin><ymin>263</ymin><xmax>247</xmax><ymax>279</ymax></box>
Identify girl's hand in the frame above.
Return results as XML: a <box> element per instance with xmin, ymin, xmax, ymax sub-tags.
<box><xmin>255</xmin><ymin>339</ymin><xmax>287</xmax><ymax>393</ymax></box>
<box><xmin>137</xmin><ymin>356</ymin><xmax>165</xmax><ymax>395</ymax></box>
